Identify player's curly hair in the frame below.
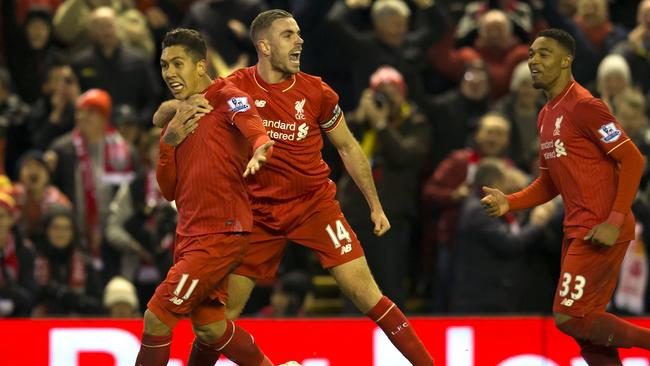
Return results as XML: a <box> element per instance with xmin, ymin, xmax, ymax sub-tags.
<box><xmin>250</xmin><ymin>9</ymin><xmax>293</xmax><ymax>43</ymax></box>
<box><xmin>536</xmin><ymin>28</ymin><xmax>576</xmax><ymax>58</ymax></box>
<box><xmin>162</xmin><ymin>28</ymin><xmax>207</xmax><ymax>62</ymax></box>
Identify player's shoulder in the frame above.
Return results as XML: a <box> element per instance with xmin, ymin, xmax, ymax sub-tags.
<box><xmin>206</xmin><ymin>78</ymin><xmax>253</xmax><ymax>112</ymax></box>
<box><xmin>226</xmin><ymin>66</ymin><xmax>254</xmax><ymax>84</ymax></box>
<box><xmin>295</xmin><ymin>71</ymin><xmax>330</xmax><ymax>90</ymax></box>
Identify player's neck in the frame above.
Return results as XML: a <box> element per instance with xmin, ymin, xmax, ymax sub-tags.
<box><xmin>192</xmin><ymin>76</ymin><xmax>213</xmax><ymax>95</ymax></box>
<box><xmin>545</xmin><ymin>75</ymin><xmax>574</xmax><ymax>101</ymax></box>
<box><xmin>256</xmin><ymin>62</ymin><xmax>292</xmax><ymax>84</ymax></box>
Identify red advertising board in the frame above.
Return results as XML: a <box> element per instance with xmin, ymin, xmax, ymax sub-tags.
<box><xmin>1</xmin><ymin>317</ymin><xmax>650</xmax><ymax>365</ymax></box>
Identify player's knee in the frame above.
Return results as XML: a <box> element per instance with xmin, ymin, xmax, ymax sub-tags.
<box><xmin>193</xmin><ymin>320</ymin><xmax>228</xmax><ymax>343</ymax></box>
<box><xmin>225</xmin><ymin>304</ymin><xmax>244</xmax><ymax>320</ymax></box>
<box><xmin>143</xmin><ymin>309</ymin><xmax>172</xmax><ymax>336</ymax></box>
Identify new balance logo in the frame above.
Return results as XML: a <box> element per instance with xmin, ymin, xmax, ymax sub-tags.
<box><xmin>555</xmin><ymin>139</ymin><xmax>567</xmax><ymax>157</ymax></box>
<box><xmin>296</xmin><ymin>123</ymin><xmax>309</xmax><ymax>141</ymax></box>
<box><xmin>340</xmin><ymin>244</ymin><xmax>352</xmax><ymax>255</ymax></box>
<box><xmin>560</xmin><ymin>298</ymin><xmax>574</xmax><ymax>307</ymax></box>
<box><xmin>255</xmin><ymin>99</ymin><xmax>266</xmax><ymax>108</ymax></box>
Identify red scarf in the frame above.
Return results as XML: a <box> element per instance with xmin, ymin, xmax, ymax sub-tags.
<box><xmin>466</xmin><ymin>149</ymin><xmax>481</xmax><ymax>184</ymax></box>
<box><xmin>34</xmin><ymin>249</ymin><xmax>87</xmax><ymax>290</ymax></box>
<box><xmin>72</xmin><ymin>127</ymin><xmax>134</xmax><ymax>257</ymax></box>
<box><xmin>0</xmin><ymin>233</ymin><xmax>17</xmax><ymax>285</ymax></box>
<box><xmin>575</xmin><ymin>18</ymin><xmax>614</xmax><ymax>52</ymax></box>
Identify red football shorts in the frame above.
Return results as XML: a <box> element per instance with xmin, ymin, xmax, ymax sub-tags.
<box><xmin>553</xmin><ymin>237</ymin><xmax>629</xmax><ymax>317</ymax></box>
<box><xmin>148</xmin><ymin>233</ymin><xmax>248</xmax><ymax>328</ymax></box>
<box><xmin>234</xmin><ymin>182</ymin><xmax>364</xmax><ymax>280</ymax></box>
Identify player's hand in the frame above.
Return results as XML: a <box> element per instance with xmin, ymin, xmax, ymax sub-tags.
<box><xmin>161</xmin><ymin>107</ymin><xmax>202</xmax><ymax>147</ymax></box>
<box><xmin>182</xmin><ymin>94</ymin><xmax>213</xmax><ymax>116</ymax></box>
<box><xmin>244</xmin><ymin>140</ymin><xmax>275</xmax><ymax>177</ymax></box>
<box><xmin>371</xmin><ymin>209</ymin><xmax>391</xmax><ymax>236</ymax></box>
<box><xmin>480</xmin><ymin>186</ymin><xmax>509</xmax><ymax>217</ymax></box>
<box><xmin>584</xmin><ymin>222</ymin><xmax>620</xmax><ymax>247</ymax></box>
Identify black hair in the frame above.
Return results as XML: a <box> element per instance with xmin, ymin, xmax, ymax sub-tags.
<box><xmin>162</xmin><ymin>28</ymin><xmax>207</xmax><ymax>61</ymax></box>
<box><xmin>536</xmin><ymin>28</ymin><xmax>576</xmax><ymax>57</ymax></box>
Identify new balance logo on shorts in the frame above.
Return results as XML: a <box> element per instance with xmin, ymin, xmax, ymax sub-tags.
<box><xmin>560</xmin><ymin>298</ymin><xmax>574</xmax><ymax>307</ymax></box>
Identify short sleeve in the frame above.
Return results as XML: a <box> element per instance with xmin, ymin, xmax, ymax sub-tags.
<box><xmin>217</xmin><ymin>86</ymin><xmax>260</xmax><ymax>124</ymax></box>
<box><xmin>574</xmin><ymin>98</ymin><xmax>630</xmax><ymax>155</ymax></box>
<box><xmin>318</xmin><ymin>80</ymin><xmax>343</xmax><ymax>132</ymax></box>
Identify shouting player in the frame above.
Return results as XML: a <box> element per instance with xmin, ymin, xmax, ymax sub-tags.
<box><xmin>134</xmin><ymin>28</ymin><xmax>302</xmax><ymax>366</ymax></box>
<box><xmin>155</xmin><ymin>10</ymin><xmax>434</xmax><ymax>366</ymax></box>
<box><xmin>482</xmin><ymin>28</ymin><xmax>650</xmax><ymax>363</ymax></box>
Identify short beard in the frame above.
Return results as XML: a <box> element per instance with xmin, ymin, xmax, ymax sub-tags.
<box><xmin>270</xmin><ymin>53</ymin><xmax>296</xmax><ymax>78</ymax></box>
<box><xmin>532</xmin><ymin>81</ymin><xmax>545</xmax><ymax>90</ymax></box>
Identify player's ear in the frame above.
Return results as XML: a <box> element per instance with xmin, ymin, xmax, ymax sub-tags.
<box><xmin>561</xmin><ymin>54</ymin><xmax>573</xmax><ymax>69</ymax></box>
<box><xmin>258</xmin><ymin>39</ymin><xmax>271</xmax><ymax>57</ymax></box>
<box><xmin>197</xmin><ymin>59</ymin><xmax>207</xmax><ymax>76</ymax></box>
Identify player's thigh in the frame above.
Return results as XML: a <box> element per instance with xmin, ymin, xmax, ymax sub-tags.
<box><xmin>233</xmin><ymin>222</ymin><xmax>287</xmax><ymax>280</ymax></box>
<box><xmin>287</xmin><ymin>200</ymin><xmax>365</xmax><ymax>269</ymax></box>
<box><xmin>225</xmin><ymin>274</ymin><xmax>257</xmax><ymax>320</ymax></box>
<box><xmin>148</xmin><ymin>234</ymin><xmax>247</xmax><ymax>328</ymax></box>
<box><xmin>553</xmin><ymin>238</ymin><xmax>629</xmax><ymax>317</ymax></box>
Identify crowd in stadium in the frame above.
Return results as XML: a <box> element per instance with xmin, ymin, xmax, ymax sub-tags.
<box><xmin>0</xmin><ymin>0</ymin><xmax>649</xmax><ymax>319</ymax></box>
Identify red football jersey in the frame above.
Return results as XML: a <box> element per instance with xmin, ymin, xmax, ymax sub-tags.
<box><xmin>537</xmin><ymin>80</ymin><xmax>634</xmax><ymax>241</ymax></box>
<box><xmin>227</xmin><ymin>66</ymin><xmax>343</xmax><ymax>200</ymax></box>
<box><xmin>164</xmin><ymin>79</ymin><xmax>269</xmax><ymax>236</ymax></box>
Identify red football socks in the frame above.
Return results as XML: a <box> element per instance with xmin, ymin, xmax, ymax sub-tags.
<box><xmin>134</xmin><ymin>333</ymin><xmax>172</xmax><ymax>366</ymax></box>
<box><xmin>188</xmin><ymin>320</ymin><xmax>272</xmax><ymax>366</ymax></box>
<box><xmin>578</xmin><ymin>341</ymin><xmax>622</xmax><ymax>366</ymax></box>
<box><xmin>186</xmin><ymin>337</ymin><xmax>222</xmax><ymax>366</ymax></box>
<box><xmin>558</xmin><ymin>312</ymin><xmax>650</xmax><ymax>349</ymax></box>
<box><xmin>366</xmin><ymin>296</ymin><xmax>435</xmax><ymax>366</ymax></box>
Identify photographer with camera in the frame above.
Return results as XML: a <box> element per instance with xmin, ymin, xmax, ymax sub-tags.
<box><xmin>337</xmin><ymin>66</ymin><xmax>430</xmax><ymax>309</ymax></box>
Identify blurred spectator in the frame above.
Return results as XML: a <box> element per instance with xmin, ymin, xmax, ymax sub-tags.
<box><xmin>558</xmin><ymin>0</ymin><xmax>580</xmax><ymax>17</ymax></box>
<box><xmin>455</xmin><ymin>0</ymin><xmax>539</xmax><ymax>46</ymax></box>
<box><xmin>618</xmin><ymin>0</ymin><xmax>650</xmax><ymax>95</ymax></box>
<box><xmin>48</xmin><ymin>89</ymin><xmax>135</xmax><ymax>275</ymax></box>
<box><xmin>113</xmin><ymin>104</ymin><xmax>142</xmax><ymax>148</ymax></box>
<box><xmin>496</xmin><ymin>61</ymin><xmax>544</xmax><ymax>171</ymax></box>
<box><xmin>106</xmin><ymin>127</ymin><xmax>173</xmax><ymax>309</ymax></box>
<box><xmin>53</xmin><ymin>0</ymin><xmax>154</xmax><ymax>58</ymax></box>
<box><xmin>594</xmin><ymin>53</ymin><xmax>632</xmax><ymax>108</ymax></box>
<box><xmin>613</xmin><ymin>88</ymin><xmax>650</xmax><ymax>187</ymax></box>
<box><xmin>325</xmin><ymin>0</ymin><xmax>448</xmax><ymax>108</ymax></box>
<box><xmin>338</xmin><ymin>66</ymin><xmax>430</xmax><ymax>308</ymax></box>
<box><xmin>2</xmin><ymin>0</ymin><xmax>61</xmax><ymax>104</ymax></box>
<box><xmin>428</xmin><ymin>9</ymin><xmax>529</xmax><ymax>99</ymax></box>
<box><xmin>573</xmin><ymin>0</ymin><xmax>627</xmax><ymax>58</ymax></box>
<box><xmin>425</xmin><ymin>61</ymin><xmax>492</xmax><ymax>173</ymax></box>
<box><xmin>183</xmin><ymin>0</ymin><xmax>266</xmax><ymax>72</ymax></box>
<box><xmin>103</xmin><ymin>275</ymin><xmax>139</xmax><ymax>318</ymax></box>
<box><xmin>259</xmin><ymin>270</ymin><xmax>313</xmax><ymax>318</ymax></box>
<box><xmin>450</xmin><ymin>158</ymin><xmax>555</xmax><ymax>313</ymax></box>
<box><xmin>0</xmin><ymin>179</ymin><xmax>36</xmax><ymax>317</ymax></box>
<box><xmin>422</xmin><ymin>112</ymin><xmax>511</xmax><ymax>311</ymax></box>
<box><xmin>26</xmin><ymin>57</ymin><xmax>79</xmax><ymax>151</ymax></box>
<box><xmin>71</xmin><ymin>7</ymin><xmax>161</xmax><ymax>126</ymax></box>
<box><xmin>0</xmin><ymin>68</ymin><xmax>31</xmax><ymax>179</ymax></box>
<box><xmin>15</xmin><ymin>0</ymin><xmax>62</xmax><ymax>24</ymax></box>
<box><xmin>13</xmin><ymin>150</ymin><xmax>72</xmax><ymax>240</ymax></box>
<box><xmin>32</xmin><ymin>205</ymin><xmax>103</xmax><ymax>316</ymax></box>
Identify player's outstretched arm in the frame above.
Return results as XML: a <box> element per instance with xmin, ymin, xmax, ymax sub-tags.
<box><xmin>327</xmin><ymin>116</ymin><xmax>390</xmax><ymax>236</ymax></box>
<box><xmin>505</xmin><ymin>169</ymin><xmax>559</xmax><ymax>212</ymax></box>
